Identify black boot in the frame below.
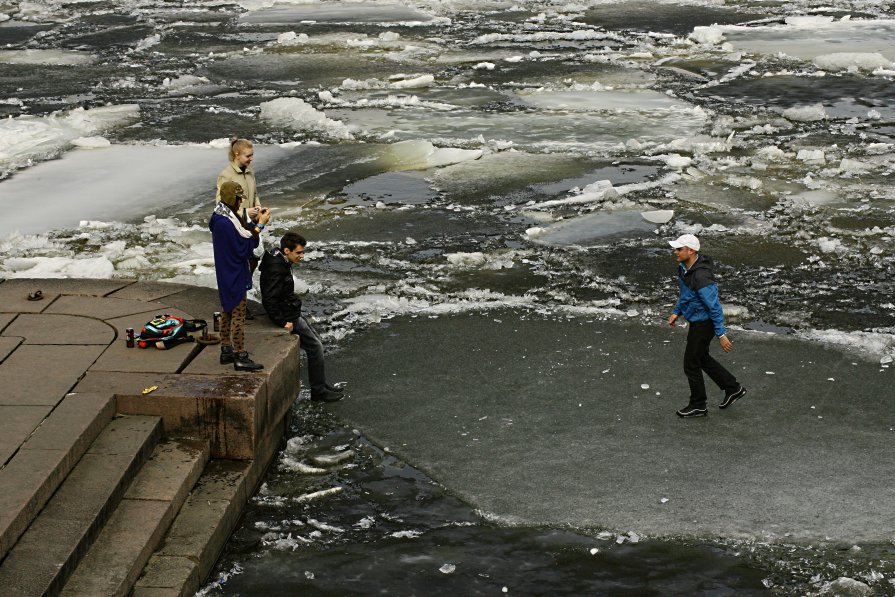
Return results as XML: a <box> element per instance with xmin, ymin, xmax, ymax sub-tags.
<box><xmin>311</xmin><ymin>388</ymin><xmax>343</xmax><ymax>402</ymax></box>
<box><xmin>325</xmin><ymin>382</ymin><xmax>345</xmax><ymax>393</ymax></box>
<box><xmin>234</xmin><ymin>351</ymin><xmax>263</xmax><ymax>371</ymax></box>
<box><xmin>220</xmin><ymin>345</ymin><xmax>235</xmax><ymax>364</ymax></box>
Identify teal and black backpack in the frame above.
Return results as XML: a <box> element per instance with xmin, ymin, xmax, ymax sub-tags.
<box><xmin>136</xmin><ymin>315</ymin><xmax>206</xmax><ymax>350</ymax></box>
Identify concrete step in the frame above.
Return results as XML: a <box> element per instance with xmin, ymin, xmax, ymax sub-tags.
<box><xmin>0</xmin><ymin>392</ymin><xmax>116</xmax><ymax>563</ymax></box>
<box><xmin>0</xmin><ymin>415</ymin><xmax>162</xmax><ymax>597</ymax></box>
<box><xmin>133</xmin><ymin>459</ymin><xmax>252</xmax><ymax>597</ymax></box>
<box><xmin>59</xmin><ymin>439</ymin><xmax>210</xmax><ymax>597</ymax></box>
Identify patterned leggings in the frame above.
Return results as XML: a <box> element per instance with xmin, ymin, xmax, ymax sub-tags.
<box><xmin>220</xmin><ymin>298</ymin><xmax>247</xmax><ymax>352</ymax></box>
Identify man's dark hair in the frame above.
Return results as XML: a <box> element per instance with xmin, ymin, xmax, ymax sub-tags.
<box><xmin>280</xmin><ymin>231</ymin><xmax>307</xmax><ymax>251</ymax></box>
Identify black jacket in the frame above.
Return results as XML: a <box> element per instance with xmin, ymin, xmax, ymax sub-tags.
<box><xmin>259</xmin><ymin>248</ymin><xmax>302</xmax><ymax>327</ymax></box>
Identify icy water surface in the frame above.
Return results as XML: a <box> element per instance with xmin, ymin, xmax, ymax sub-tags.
<box><xmin>1</xmin><ymin>0</ymin><xmax>894</xmax><ymax>594</ymax></box>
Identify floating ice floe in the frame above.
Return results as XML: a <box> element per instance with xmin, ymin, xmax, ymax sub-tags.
<box><xmin>71</xmin><ymin>136</ymin><xmax>111</xmax><ymax>149</ymax></box>
<box><xmin>445</xmin><ymin>251</ymin><xmax>514</xmax><ymax>270</ymax></box>
<box><xmin>133</xmin><ymin>34</ymin><xmax>160</xmax><ymax>52</ymax></box>
<box><xmin>640</xmin><ymin>210</ymin><xmax>674</xmax><ymax>224</ymax></box>
<box><xmin>516</xmin><ymin>89</ymin><xmax>691</xmax><ymax>113</ymax></box>
<box><xmin>389</xmin><ymin>74</ymin><xmax>435</xmax><ymax>89</ymax></box>
<box><xmin>0</xmin><ymin>144</ymin><xmax>251</xmax><ymax>235</ymax></box>
<box><xmin>797</xmin><ymin>149</ymin><xmax>825</xmax><ymax>162</ymax></box>
<box><xmin>536</xmin><ymin>180</ymin><xmax>618</xmax><ymax>209</ymax></box>
<box><xmin>0</xmin><ymin>49</ymin><xmax>94</xmax><ymax>65</ymax></box>
<box><xmin>813</xmin><ymin>52</ymin><xmax>894</xmax><ymax>72</ymax></box>
<box><xmin>783</xmin><ymin>104</ymin><xmax>827</xmax><ymax>122</ymax></box>
<box><xmin>816</xmin><ymin>577</ymin><xmax>873</xmax><ymax>596</ymax></box>
<box><xmin>239</xmin><ymin>1</ymin><xmax>440</xmax><ymax>26</ymax></box>
<box><xmin>529</xmin><ymin>211</ymin><xmax>657</xmax><ymax>247</ymax></box>
<box><xmin>798</xmin><ymin>329</ymin><xmax>895</xmax><ymax>360</ymax></box>
<box><xmin>688</xmin><ymin>18</ymin><xmax>895</xmax><ymax>66</ymax></box>
<box><xmin>277</xmin><ymin>31</ymin><xmax>309</xmax><ymax>45</ymax></box>
<box><xmin>658</xmin><ymin>153</ymin><xmax>692</xmax><ymax>170</ymax></box>
<box><xmin>0</xmin><ymin>104</ymin><xmax>139</xmax><ymax>173</ymax></box>
<box><xmin>384</xmin><ymin>139</ymin><xmax>482</xmax><ymax>171</ymax></box>
<box><xmin>162</xmin><ymin>74</ymin><xmax>215</xmax><ymax>94</ymax></box>
<box><xmin>259</xmin><ymin>97</ymin><xmax>354</xmax><ymax>140</ymax></box>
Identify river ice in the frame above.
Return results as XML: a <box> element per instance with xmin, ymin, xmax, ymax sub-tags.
<box><xmin>1</xmin><ymin>0</ymin><xmax>894</xmax><ymax>592</ymax></box>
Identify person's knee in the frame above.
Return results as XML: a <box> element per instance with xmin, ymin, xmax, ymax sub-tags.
<box><xmin>302</xmin><ymin>339</ymin><xmax>325</xmax><ymax>358</ymax></box>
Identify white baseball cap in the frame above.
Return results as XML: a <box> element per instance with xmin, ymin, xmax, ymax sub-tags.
<box><xmin>668</xmin><ymin>234</ymin><xmax>700</xmax><ymax>251</ymax></box>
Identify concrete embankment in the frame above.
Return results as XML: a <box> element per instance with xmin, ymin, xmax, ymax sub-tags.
<box><xmin>0</xmin><ymin>278</ymin><xmax>300</xmax><ymax>597</ymax></box>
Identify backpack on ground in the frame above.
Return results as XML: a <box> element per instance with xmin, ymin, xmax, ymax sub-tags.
<box><xmin>136</xmin><ymin>314</ymin><xmax>207</xmax><ymax>350</ymax></box>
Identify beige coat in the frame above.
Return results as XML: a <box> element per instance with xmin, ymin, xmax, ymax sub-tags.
<box><xmin>216</xmin><ymin>161</ymin><xmax>260</xmax><ymax>219</ymax></box>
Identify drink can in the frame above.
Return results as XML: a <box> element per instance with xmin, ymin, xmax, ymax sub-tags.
<box><xmin>126</xmin><ymin>328</ymin><xmax>135</xmax><ymax>348</ymax></box>
<box><xmin>213</xmin><ymin>312</ymin><xmax>221</xmax><ymax>332</ymax></box>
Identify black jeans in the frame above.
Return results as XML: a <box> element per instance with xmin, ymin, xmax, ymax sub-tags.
<box><xmin>292</xmin><ymin>315</ymin><xmax>328</xmax><ymax>395</ymax></box>
<box><xmin>684</xmin><ymin>320</ymin><xmax>738</xmax><ymax>407</ymax></box>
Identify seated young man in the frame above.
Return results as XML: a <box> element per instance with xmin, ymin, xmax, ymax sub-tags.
<box><xmin>259</xmin><ymin>231</ymin><xmax>344</xmax><ymax>402</ymax></box>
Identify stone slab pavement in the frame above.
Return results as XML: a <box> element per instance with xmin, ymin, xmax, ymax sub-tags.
<box><xmin>330</xmin><ymin>310</ymin><xmax>895</xmax><ymax>545</ymax></box>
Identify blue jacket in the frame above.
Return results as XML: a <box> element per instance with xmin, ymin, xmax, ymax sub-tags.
<box><xmin>673</xmin><ymin>254</ymin><xmax>727</xmax><ymax>337</ymax></box>
<box><xmin>210</xmin><ymin>211</ymin><xmax>259</xmax><ymax>313</ymax></box>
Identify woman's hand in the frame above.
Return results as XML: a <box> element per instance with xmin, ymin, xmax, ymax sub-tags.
<box><xmin>258</xmin><ymin>207</ymin><xmax>271</xmax><ymax>225</ymax></box>
<box><xmin>247</xmin><ymin>207</ymin><xmax>261</xmax><ymax>220</ymax></box>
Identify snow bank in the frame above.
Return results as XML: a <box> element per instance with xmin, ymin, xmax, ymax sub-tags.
<box><xmin>4</xmin><ymin>256</ymin><xmax>116</xmax><ymax>279</ymax></box>
<box><xmin>259</xmin><ymin>97</ymin><xmax>354</xmax><ymax>140</ymax></box>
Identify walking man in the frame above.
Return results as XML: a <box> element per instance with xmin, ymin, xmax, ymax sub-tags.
<box><xmin>259</xmin><ymin>231</ymin><xmax>344</xmax><ymax>402</ymax></box>
<box><xmin>667</xmin><ymin>234</ymin><xmax>746</xmax><ymax>418</ymax></box>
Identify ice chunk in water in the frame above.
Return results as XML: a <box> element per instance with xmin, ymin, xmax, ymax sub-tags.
<box><xmin>530</xmin><ymin>211</ymin><xmax>656</xmax><ymax>247</ymax></box>
<box><xmin>0</xmin><ymin>49</ymin><xmax>94</xmax><ymax>65</ymax></box>
<box><xmin>385</xmin><ymin>140</ymin><xmax>482</xmax><ymax>170</ymax></box>
<box><xmin>797</xmin><ymin>149</ymin><xmax>825</xmax><ymax>162</ymax></box>
<box><xmin>259</xmin><ymin>97</ymin><xmax>354</xmax><ymax>140</ymax></box>
<box><xmin>641</xmin><ymin>210</ymin><xmax>673</xmax><ymax>224</ymax></box>
<box><xmin>813</xmin><ymin>52</ymin><xmax>894</xmax><ymax>72</ymax></box>
<box><xmin>0</xmin><ymin>104</ymin><xmax>139</xmax><ymax>171</ymax></box>
<box><xmin>71</xmin><ymin>136</ymin><xmax>110</xmax><ymax>149</ymax></box>
<box><xmin>783</xmin><ymin>104</ymin><xmax>827</xmax><ymax>122</ymax></box>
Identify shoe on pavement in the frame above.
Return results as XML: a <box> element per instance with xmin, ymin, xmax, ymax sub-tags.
<box><xmin>720</xmin><ymin>385</ymin><xmax>747</xmax><ymax>409</ymax></box>
<box><xmin>220</xmin><ymin>345</ymin><xmax>235</xmax><ymax>364</ymax></box>
<box><xmin>311</xmin><ymin>388</ymin><xmax>344</xmax><ymax>402</ymax></box>
<box><xmin>325</xmin><ymin>382</ymin><xmax>345</xmax><ymax>393</ymax></box>
<box><xmin>233</xmin><ymin>351</ymin><xmax>264</xmax><ymax>371</ymax></box>
<box><xmin>676</xmin><ymin>405</ymin><xmax>707</xmax><ymax>418</ymax></box>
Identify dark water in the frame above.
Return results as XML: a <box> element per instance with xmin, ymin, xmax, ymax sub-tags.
<box><xmin>201</xmin><ymin>402</ymin><xmax>895</xmax><ymax>597</ymax></box>
<box><xmin>203</xmin><ymin>406</ymin><xmax>773</xmax><ymax>597</ymax></box>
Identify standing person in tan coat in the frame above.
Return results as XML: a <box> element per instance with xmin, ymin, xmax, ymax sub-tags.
<box><xmin>216</xmin><ymin>137</ymin><xmax>262</xmax><ymax>221</ymax></box>
<box><xmin>217</xmin><ymin>137</ymin><xmax>265</xmax><ymax>316</ymax></box>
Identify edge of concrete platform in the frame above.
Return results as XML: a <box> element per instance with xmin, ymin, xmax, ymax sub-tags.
<box><xmin>0</xmin><ymin>278</ymin><xmax>303</xmax><ymax>597</ymax></box>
